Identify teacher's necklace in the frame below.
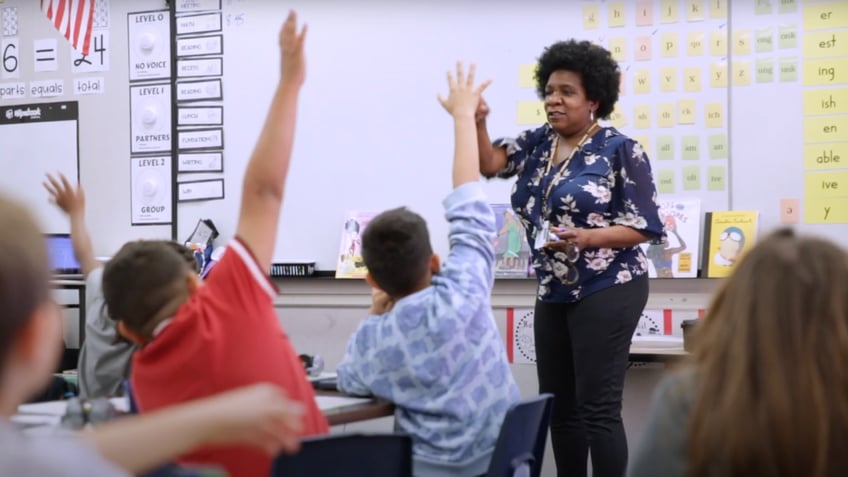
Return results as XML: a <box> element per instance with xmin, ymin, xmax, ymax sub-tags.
<box><xmin>541</xmin><ymin>121</ymin><xmax>600</xmax><ymax>217</ymax></box>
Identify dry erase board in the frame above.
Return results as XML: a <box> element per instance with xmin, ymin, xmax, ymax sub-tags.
<box><xmin>175</xmin><ymin>0</ymin><xmax>847</xmax><ymax>271</ymax></box>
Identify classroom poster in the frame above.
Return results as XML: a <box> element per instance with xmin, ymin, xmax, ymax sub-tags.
<box><xmin>335</xmin><ymin>210</ymin><xmax>379</xmax><ymax>279</ymax></box>
<box><xmin>640</xmin><ymin>197</ymin><xmax>701</xmax><ymax>278</ymax></box>
<box><xmin>130</xmin><ymin>155</ymin><xmax>171</xmax><ymax>225</ymax></box>
<box><xmin>703</xmin><ymin>210</ymin><xmax>759</xmax><ymax>278</ymax></box>
<box><xmin>129</xmin><ymin>82</ymin><xmax>171</xmax><ymax>153</ymax></box>
<box><xmin>127</xmin><ymin>10</ymin><xmax>171</xmax><ymax>81</ymax></box>
<box><xmin>491</xmin><ymin>204</ymin><xmax>532</xmax><ymax>278</ymax></box>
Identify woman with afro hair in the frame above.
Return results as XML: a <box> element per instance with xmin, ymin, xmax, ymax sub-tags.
<box><xmin>476</xmin><ymin>40</ymin><xmax>664</xmax><ymax>477</ymax></box>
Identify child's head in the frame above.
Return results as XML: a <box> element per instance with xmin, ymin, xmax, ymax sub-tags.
<box><xmin>361</xmin><ymin>207</ymin><xmax>437</xmax><ymax>298</ymax></box>
<box><xmin>102</xmin><ymin>240</ymin><xmax>200</xmax><ymax>343</ymax></box>
<box><xmin>0</xmin><ymin>195</ymin><xmax>63</xmax><ymax>409</ymax></box>
<box><xmin>687</xmin><ymin>228</ymin><xmax>848</xmax><ymax>475</ymax></box>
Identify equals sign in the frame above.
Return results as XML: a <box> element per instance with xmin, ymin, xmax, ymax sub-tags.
<box><xmin>35</xmin><ymin>48</ymin><xmax>55</xmax><ymax>62</ymax></box>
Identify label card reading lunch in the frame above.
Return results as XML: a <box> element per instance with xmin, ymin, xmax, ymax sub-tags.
<box><xmin>177</xmin><ymin>106</ymin><xmax>223</xmax><ymax>126</ymax></box>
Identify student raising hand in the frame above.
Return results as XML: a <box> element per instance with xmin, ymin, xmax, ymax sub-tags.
<box><xmin>437</xmin><ymin>62</ymin><xmax>491</xmax><ymax>118</ymax></box>
<box><xmin>279</xmin><ymin>9</ymin><xmax>307</xmax><ymax>86</ymax></box>
<box><xmin>43</xmin><ymin>172</ymin><xmax>99</xmax><ymax>277</ymax></box>
<box><xmin>438</xmin><ymin>61</ymin><xmax>492</xmax><ymax>188</ymax></box>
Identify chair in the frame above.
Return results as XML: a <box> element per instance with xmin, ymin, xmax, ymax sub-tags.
<box><xmin>270</xmin><ymin>433</ymin><xmax>413</xmax><ymax>477</ymax></box>
<box><xmin>485</xmin><ymin>394</ymin><xmax>555</xmax><ymax>477</ymax></box>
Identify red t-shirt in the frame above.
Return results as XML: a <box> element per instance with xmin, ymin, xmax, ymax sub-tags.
<box><xmin>131</xmin><ymin>238</ymin><xmax>328</xmax><ymax>477</ymax></box>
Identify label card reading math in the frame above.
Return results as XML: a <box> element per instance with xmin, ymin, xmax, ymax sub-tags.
<box><xmin>176</xmin><ymin>13</ymin><xmax>222</xmax><ymax>36</ymax></box>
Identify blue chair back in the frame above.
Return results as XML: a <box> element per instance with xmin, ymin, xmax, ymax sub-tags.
<box><xmin>485</xmin><ymin>394</ymin><xmax>554</xmax><ymax>477</ymax></box>
<box><xmin>271</xmin><ymin>433</ymin><xmax>412</xmax><ymax>477</ymax></box>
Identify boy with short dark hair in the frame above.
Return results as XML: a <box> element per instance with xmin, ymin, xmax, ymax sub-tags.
<box><xmin>337</xmin><ymin>63</ymin><xmax>520</xmax><ymax>477</ymax></box>
<box><xmin>44</xmin><ymin>173</ymin><xmax>200</xmax><ymax>399</ymax></box>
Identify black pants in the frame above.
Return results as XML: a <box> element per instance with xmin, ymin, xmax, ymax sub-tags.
<box><xmin>534</xmin><ymin>274</ymin><xmax>648</xmax><ymax>477</ymax></box>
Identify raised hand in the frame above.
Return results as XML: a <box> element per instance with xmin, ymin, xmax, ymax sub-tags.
<box><xmin>438</xmin><ymin>62</ymin><xmax>491</xmax><ymax>118</ymax></box>
<box><xmin>44</xmin><ymin>173</ymin><xmax>85</xmax><ymax>218</ymax></box>
<box><xmin>279</xmin><ymin>10</ymin><xmax>307</xmax><ymax>86</ymax></box>
<box><xmin>475</xmin><ymin>96</ymin><xmax>490</xmax><ymax>124</ymax></box>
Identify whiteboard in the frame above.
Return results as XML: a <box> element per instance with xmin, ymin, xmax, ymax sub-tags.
<box><xmin>176</xmin><ymin>0</ymin><xmax>745</xmax><ymax>270</ymax></box>
<box><xmin>729</xmin><ymin>0</ymin><xmax>848</xmax><ymax>245</ymax></box>
<box><xmin>0</xmin><ymin>101</ymin><xmax>78</xmax><ymax>234</ymax></box>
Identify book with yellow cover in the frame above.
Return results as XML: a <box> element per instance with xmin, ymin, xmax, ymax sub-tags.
<box><xmin>702</xmin><ymin>210</ymin><xmax>759</xmax><ymax>278</ymax></box>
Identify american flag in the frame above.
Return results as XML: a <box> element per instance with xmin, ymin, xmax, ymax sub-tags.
<box><xmin>41</xmin><ymin>0</ymin><xmax>95</xmax><ymax>56</ymax></box>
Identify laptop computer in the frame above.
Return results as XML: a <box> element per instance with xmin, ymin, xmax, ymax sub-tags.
<box><xmin>45</xmin><ymin>234</ymin><xmax>83</xmax><ymax>279</ymax></box>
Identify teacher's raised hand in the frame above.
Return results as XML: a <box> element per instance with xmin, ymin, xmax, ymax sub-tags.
<box><xmin>437</xmin><ymin>62</ymin><xmax>491</xmax><ymax>118</ymax></box>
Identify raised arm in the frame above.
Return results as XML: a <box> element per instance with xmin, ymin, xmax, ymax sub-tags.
<box><xmin>438</xmin><ymin>62</ymin><xmax>491</xmax><ymax>187</ymax></box>
<box><xmin>43</xmin><ymin>173</ymin><xmax>100</xmax><ymax>277</ymax></box>
<box><xmin>84</xmin><ymin>383</ymin><xmax>303</xmax><ymax>474</ymax></box>
<box><xmin>236</xmin><ymin>10</ymin><xmax>307</xmax><ymax>271</ymax></box>
<box><xmin>475</xmin><ymin>99</ymin><xmax>507</xmax><ymax>177</ymax></box>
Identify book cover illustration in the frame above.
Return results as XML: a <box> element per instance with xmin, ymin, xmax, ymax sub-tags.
<box><xmin>491</xmin><ymin>204</ymin><xmax>532</xmax><ymax>278</ymax></box>
<box><xmin>335</xmin><ymin>210</ymin><xmax>379</xmax><ymax>279</ymax></box>
<box><xmin>641</xmin><ymin>198</ymin><xmax>701</xmax><ymax>278</ymax></box>
<box><xmin>703</xmin><ymin>210</ymin><xmax>759</xmax><ymax>278</ymax></box>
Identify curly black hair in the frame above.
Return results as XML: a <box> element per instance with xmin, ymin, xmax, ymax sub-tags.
<box><xmin>534</xmin><ymin>40</ymin><xmax>620</xmax><ymax>119</ymax></box>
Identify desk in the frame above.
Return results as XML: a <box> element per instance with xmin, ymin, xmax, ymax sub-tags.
<box><xmin>316</xmin><ymin>391</ymin><xmax>395</xmax><ymax>426</ymax></box>
<box><xmin>629</xmin><ymin>347</ymin><xmax>688</xmax><ymax>364</ymax></box>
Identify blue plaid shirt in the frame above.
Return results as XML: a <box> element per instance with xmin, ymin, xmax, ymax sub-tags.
<box><xmin>337</xmin><ymin>182</ymin><xmax>520</xmax><ymax>467</ymax></box>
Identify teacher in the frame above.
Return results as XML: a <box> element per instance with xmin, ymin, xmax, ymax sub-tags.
<box><xmin>476</xmin><ymin>40</ymin><xmax>664</xmax><ymax>477</ymax></box>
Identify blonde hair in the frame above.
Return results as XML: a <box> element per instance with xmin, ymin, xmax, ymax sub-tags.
<box><xmin>686</xmin><ymin>228</ymin><xmax>848</xmax><ymax>477</ymax></box>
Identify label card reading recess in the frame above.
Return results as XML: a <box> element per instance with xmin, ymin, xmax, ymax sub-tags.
<box><xmin>177</xmin><ymin>106</ymin><xmax>223</xmax><ymax>126</ymax></box>
<box><xmin>178</xmin><ymin>152</ymin><xmax>223</xmax><ymax>173</ymax></box>
<box><xmin>176</xmin><ymin>79</ymin><xmax>222</xmax><ymax>102</ymax></box>
<box><xmin>176</xmin><ymin>57</ymin><xmax>222</xmax><ymax>78</ymax></box>
<box><xmin>178</xmin><ymin>127</ymin><xmax>223</xmax><ymax>150</ymax></box>
<box><xmin>178</xmin><ymin>179</ymin><xmax>224</xmax><ymax>202</ymax></box>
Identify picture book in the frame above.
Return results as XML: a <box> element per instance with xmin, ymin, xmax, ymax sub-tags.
<box><xmin>491</xmin><ymin>204</ymin><xmax>532</xmax><ymax>278</ymax></box>
<box><xmin>335</xmin><ymin>210</ymin><xmax>379</xmax><ymax>279</ymax></box>
<box><xmin>640</xmin><ymin>198</ymin><xmax>702</xmax><ymax>278</ymax></box>
<box><xmin>702</xmin><ymin>210</ymin><xmax>759</xmax><ymax>278</ymax></box>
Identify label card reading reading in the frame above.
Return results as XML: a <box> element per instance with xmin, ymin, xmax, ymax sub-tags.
<box><xmin>176</xmin><ymin>79</ymin><xmax>222</xmax><ymax>102</ymax></box>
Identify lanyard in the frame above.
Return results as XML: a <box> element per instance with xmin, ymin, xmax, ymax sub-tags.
<box><xmin>540</xmin><ymin>122</ymin><xmax>599</xmax><ymax>218</ymax></box>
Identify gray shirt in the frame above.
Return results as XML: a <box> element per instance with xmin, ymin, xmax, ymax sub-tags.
<box><xmin>77</xmin><ymin>267</ymin><xmax>134</xmax><ymax>399</ymax></box>
<box><xmin>628</xmin><ymin>371</ymin><xmax>694</xmax><ymax>477</ymax></box>
<box><xmin>0</xmin><ymin>420</ymin><xmax>129</xmax><ymax>476</ymax></box>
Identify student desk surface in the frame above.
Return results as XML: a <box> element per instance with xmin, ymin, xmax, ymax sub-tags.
<box><xmin>315</xmin><ymin>391</ymin><xmax>395</xmax><ymax>426</ymax></box>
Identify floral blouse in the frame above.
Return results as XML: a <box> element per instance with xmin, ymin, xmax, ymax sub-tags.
<box><xmin>493</xmin><ymin>125</ymin><xmax>664</xmax><ymax>302</ymax></box>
